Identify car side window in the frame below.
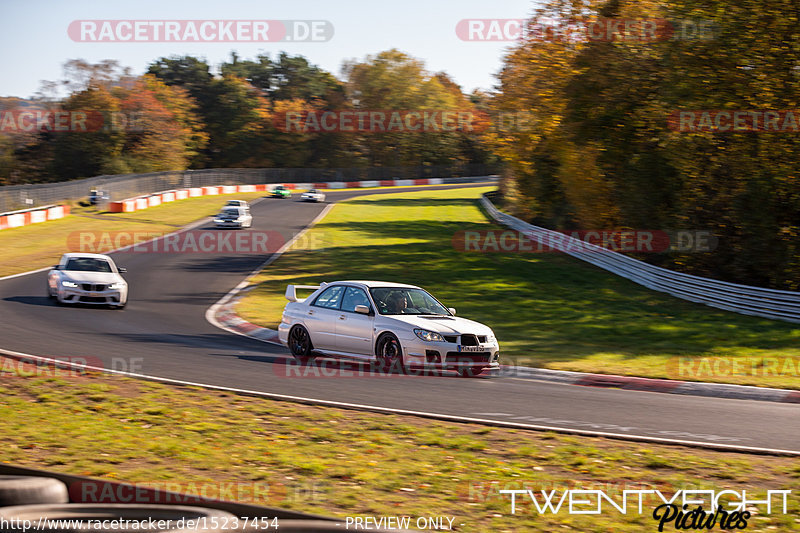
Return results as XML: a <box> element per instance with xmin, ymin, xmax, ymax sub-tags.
<box><xmin>340</xmin><ymin>287</ymin><xmax>371</xmax><ymax>313</ymax></box>
<box><xmin>313</xmin><ymin>285</ymin><xmax>345</xmax><ymax>309</ymax></box>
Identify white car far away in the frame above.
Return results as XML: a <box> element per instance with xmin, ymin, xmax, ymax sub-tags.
<box><xmin>47</xmin><ymin>253</ymin><xmax>128</xmax><ymax>309</ymax></box>
<box><xmin>225</xmin><ymin>199</ymin><xmax>249</xmax><ymax>209</ymax></box>
<box><xmin>300</xmin><ymin>189</ymin><xmax>326</xmax><ymax>202</ymax></box>
<box><xmin>214</xmin><ymin>205</ymin><xmax>252</xmax><ymax>228</ymax></box>
<box><xmin>278</xmin><ymin>281</ymin><xmax>500</xmax><ymax>377</ymax></box>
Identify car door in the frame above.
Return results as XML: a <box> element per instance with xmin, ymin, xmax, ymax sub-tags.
<box><xmin>304</xmin><ymin>285</ymin><xmax>345</xmax><ymax>351</ymax></box>
<box><xmin>335</xmin><ymin>286</ymin><xmax>375</xmax><ymax>356</ymax></box>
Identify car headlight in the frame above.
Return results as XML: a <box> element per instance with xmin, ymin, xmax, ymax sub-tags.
<box><xmin>108</xmin><ymin>282</ymin><xmax>125</xmax><ymax>290</ymax></box>
<box><xmin>61</xmin><ymin>280</ymin><xmax>78</xmax><ymax>288</ymax></box>
<box><xmin>414</xmin><ymin>329</ymin><xmax>444</xmax><ymax>342</ymax></box>
<box><xmin>487</xmin><ymin>332</ymin><xmax>497</xmax><ymax>343</ymax></box>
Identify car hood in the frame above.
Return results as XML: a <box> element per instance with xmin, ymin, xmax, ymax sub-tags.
<box><xmin>58</xmin><ymin>271</ymin><xmax>124</xmax><ymax>283</ymax></box>
<box><xmin>380</xmin><ymin>314</ymin><xmax>492</xmax><ymax>335</ymax></box>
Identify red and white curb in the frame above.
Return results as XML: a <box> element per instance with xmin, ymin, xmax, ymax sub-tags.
<box><xmin>213</xmin><ymin>290</ymin><xmax>280</xmax><ymax>344</ymax></box>
<box><xmin>0</xmin><ymin>204</ymin><xmax>70</xmax><ymax>231</ymax></box>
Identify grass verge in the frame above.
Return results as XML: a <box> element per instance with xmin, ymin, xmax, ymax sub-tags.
<box><xmin>0</xmin><ymin>192</ymin><xmax>267</xmax><ymax>278</ymax></box>
<box><xmin>236</xmin><ymin>187</ymin><xmax>800</xmax><ymax>389</ymax></box>
<box><xmin>1</xmin><ymin>357</ymin><xmax>798</xmax><ymax>532</ymax></box>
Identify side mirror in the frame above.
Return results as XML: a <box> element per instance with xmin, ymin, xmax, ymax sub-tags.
<box><xmin>118</xmin><ymin>267</ymin><xmax>127</xmax><ymax>273</ymax></box>
<box><xmin>52</xmin><ymin>265</ymin><xmax>60</xmax><ymax>270</ymax></box>
<box><xmin>354</xmin><ymin>305</ymin><xmax>370</xmax><ymax>315</ymax></box>
<box><xmin>448</xmin><ymin>307</ymin><xmax>457</xmax><ymax>316</ymax></box>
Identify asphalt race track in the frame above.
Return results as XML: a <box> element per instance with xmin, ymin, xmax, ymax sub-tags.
<box><xmin>1</xmin><ymin>183</ymin><xmax>798</xmax><ymax>453</ymax></box>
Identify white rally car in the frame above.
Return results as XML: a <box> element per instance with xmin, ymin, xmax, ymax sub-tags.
<box><xmin>300</xmin><ymin>189</ymin><xmax>326</xmax><ymax>202</ymax></box>
<box><xmin>214</xmin><ymin>206</ymin><xmax>252</xmax><ymax>229</ymax></box>
<box><xmin>47</xmin><ymin>253</ymin><xmax>128</xmax><ymax>308</ymax></box>
<box><xmin>278</xmin><ymin>281</ymin><xmax>500</xmax><ymax>377</ymax></box>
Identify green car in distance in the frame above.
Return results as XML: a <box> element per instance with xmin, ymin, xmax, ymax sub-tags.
<box><xmin>271</xmin><ymin>185</ymin><xmax>292</xmax><ymax>198</ymax></box>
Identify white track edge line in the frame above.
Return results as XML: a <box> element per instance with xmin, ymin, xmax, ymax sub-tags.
<box><xmin>0</xmin><ymin>347</ymin><xmax>797</xmax><ymax>456</ymax></box>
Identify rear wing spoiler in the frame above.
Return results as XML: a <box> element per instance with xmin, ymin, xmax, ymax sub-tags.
<box><xmin>285</xmin><ymin>283</ymin><xmax>326</xmax><ymax>302</ymax></box>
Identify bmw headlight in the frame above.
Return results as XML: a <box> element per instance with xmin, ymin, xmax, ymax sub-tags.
<box><xmin>108</xmin><ymin>282</ymin><xmax>125</xmax><ymax>290</ymax></box>
<box><xmin>414</xmin><ymin>329</ymin><xmax>444</xmax><ymax>342</ymax></box>
<box><xmin>487</xmin><ymin>332</ymin><xmax>497</xmax><ymax>343</ymax></box>
<box><xmin>61</xmin><ymin>280</ymin><xmax>78</xmax><ymax>288</ymax></box>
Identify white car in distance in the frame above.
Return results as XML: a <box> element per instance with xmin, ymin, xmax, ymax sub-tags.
<box><xmin>300</xmin><ymin>189</ymin><xmax>326</xmax><ymax>202</ymax></box>
<box><xmin>278</xmin><ymin>281</ymin><xmax>500</xmax><ymax>377</ymax></box>
<box><xmin>47</xmin><ymin>253</ymin><xmax>128</xmax><ymax>308</ymax></box>
<box><xmin>214</xmin><ymin>206</ymin><xmax>252</xmax><ymax>229</ymax></box>
<box><xmin>225</xmin><ymin>199</ymin><xmax>249</xmax><ymax>209</ymax></box>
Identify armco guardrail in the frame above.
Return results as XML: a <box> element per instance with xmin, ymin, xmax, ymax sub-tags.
<box><xmin>0</xmin><ymin>164</ymin><xmax>499</xmax><ymax>212</ymax></box>
<box><xmin>481</xmin><ymin>195</ymin><xmax>800</xmax><ymax>324</ymax></box>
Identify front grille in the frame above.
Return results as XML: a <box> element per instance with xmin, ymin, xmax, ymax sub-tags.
<box><xmin>478</xmin><ymin>335</ymin><xmax>487</xmax><ymax>343</ymax></box>
<box><xmin>79</xmin><ymin>296</ymin><xmax>107</xmax><ymax>303</ymax></box>
<box><xmin>445</xmin><ymin>352</ymin><xmax>492</xmax><ymax>363</ymax></box>
<box><xmin>460</xmin><ymin>334</ymin><xmax>479</xmax><ymax>346</ymax></box>
<box><xmin>443</xmin><ymin>335</ymin><xmax>458</xmax><ymax>343</ymax></box>
<box><xmin>80</xmin><ymin>284</ymin><xmax>105</xmax><ymax>291</ymax></box>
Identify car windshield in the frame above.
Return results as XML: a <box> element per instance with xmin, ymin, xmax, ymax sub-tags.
<box><xmin>370</xmin><ymin>287</ymin><xmax>450</xmax><ymax>316</ymax></box>
<box><xmin>64</xmin><ymin>258</ymin><xmax>113</xmax><ymax>273</ymax></box>
<box><xmin>220</xmin><ymin>208</ymin><xmax>240</xmax><ymax>216</ymax></box>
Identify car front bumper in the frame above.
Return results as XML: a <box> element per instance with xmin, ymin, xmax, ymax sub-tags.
<box><xmin>400</xmin><ymin>337</ymin><xmax>501</xmax><ymax>370</ymax></box>
<box><xmin>59</xmin><ymin>286</ymin><xmax>126</xmax><ymax>305</ymax></box>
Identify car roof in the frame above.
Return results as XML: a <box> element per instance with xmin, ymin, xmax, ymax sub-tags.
<box><xmin>327</xmin><ymin>280</ymin><xmax>422</xmax><ymax>289</ymax></box>
<box><xmin>61</xmin><ymin>253</ymin><xmax>113</xmax><ymax>260</ymax></box>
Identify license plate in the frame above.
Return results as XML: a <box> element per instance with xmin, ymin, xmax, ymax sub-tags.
<box><xmin>457</xmin><ymin>345</ymin><xmax>484</xmax><ymax>352</ymax></box>
<box><xmin>90</xmin><ymin>293</ymin><xmax>101</xmax><ymax>297</ymax></box>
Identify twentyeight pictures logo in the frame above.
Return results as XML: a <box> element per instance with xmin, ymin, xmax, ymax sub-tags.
<box><xmin>68</xmin><ymin>20</ymin><xmax>334</xmax><ymax>42</ymax></box>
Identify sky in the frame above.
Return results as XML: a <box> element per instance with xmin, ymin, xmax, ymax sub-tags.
<box><xmin>1</xmin><ymin>0</ymin><xmax>539</xmax><ymax>99</ymax></box>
